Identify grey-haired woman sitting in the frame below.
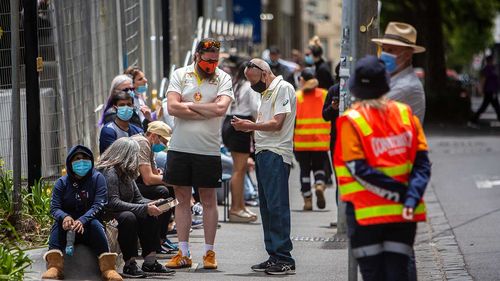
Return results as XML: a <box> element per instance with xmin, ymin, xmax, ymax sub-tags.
<box><xmin>96</xmin><ymin>137</ymin><xmax>175</xmax><ymax>278</ymax></box>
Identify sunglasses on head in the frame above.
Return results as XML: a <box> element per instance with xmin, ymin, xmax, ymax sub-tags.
<box><xmin>246</xmin><ymin>61</ymin><xmax>264</xmax><ymax>72</ymax></box>
<box><xmin>200</xmin><ymin>40</ymin><xmax>221</xmax><ymax>50</ymax></box>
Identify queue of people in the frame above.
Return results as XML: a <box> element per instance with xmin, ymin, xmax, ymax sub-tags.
<box><xmin>42</xmin><ymin>23</ymin><xmax>432</xmax><ymax>280</ymax></box>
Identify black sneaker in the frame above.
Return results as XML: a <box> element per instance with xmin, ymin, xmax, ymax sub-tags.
<box><xmin>142</xmin><ymin>260</ymin><xmax>176</xmax><ymax>276</ymax></box>
<box><xmin>265</xmin><ymin>263</ymin><xmax>296</xmax><ymax>275</ymax></box>
<box><xmin>122</xmin><ymin>260</ymin><xmax>146</xmax><ymax>278</ymax></box>
<box><xmin>251</xmin><ymin>259</ymin><xmax>276</xmax><ymax>272</ymax></box>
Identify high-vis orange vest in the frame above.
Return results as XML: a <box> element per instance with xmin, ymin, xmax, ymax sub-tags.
<box><xmin>294</xmin><ymin>88</ymin><xmax>330</xmax><ymax>151</ymax></box>
<box><xmin>334</xmin><ymin>101</ymin><xmax>426</xmax><ymax>225</ymax></box>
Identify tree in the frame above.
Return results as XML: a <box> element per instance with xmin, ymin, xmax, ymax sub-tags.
<box><xmin>380</xmin><ymin>0</ymin><xmax>500</xmax><ymax>121</ymax></box>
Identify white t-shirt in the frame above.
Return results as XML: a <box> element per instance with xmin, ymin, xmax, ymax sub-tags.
<box><xmin>166</xmin><ymin>63</ymin><xmax>234</xmax><ymax>156</ymax></box>
<box><xmin>227</xmin><ymin>81</ymin><xmax>260</xmax><ymax>119</ymax></box>
<box><xmin>255</xmin><ymin>76</ymin><xmax>297</xmax><ymax>164</ymax></box>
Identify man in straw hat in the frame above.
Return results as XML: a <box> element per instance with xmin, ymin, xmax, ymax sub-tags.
<box><xmin>372</xmin><ymin>22</ymin><xmax>426</xmax><ymax>124</ymax></box>
<box><xmin>334</xmin><ymin>55</ymin><xmax>431</xmax><ymax>281</ymax></box>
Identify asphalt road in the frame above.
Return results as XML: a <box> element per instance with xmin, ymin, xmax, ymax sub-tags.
<box><xmin>424</xmin><ymin>97</ymin><xmax>500</xmax><ymax>280</ymax></box>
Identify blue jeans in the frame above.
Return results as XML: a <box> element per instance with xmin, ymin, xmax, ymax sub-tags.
<box><xmin>255</xmin><ymin>150</ymin><xmax>294</xmax><ymax>265</ymax></box>
<box><xmin>48</xmin><ymin>219</ymin><xmax>109</xmax><ymax>256</ymax></box>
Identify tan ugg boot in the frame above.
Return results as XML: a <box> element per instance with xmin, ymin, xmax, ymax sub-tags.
<box><xmin>303</xmin><ymin>196</ymin><xmax>313</xmax><ymax>211</ymax></box>
<box><xmin>315</xmin><ymin>183</ymin><xmax>326</xmax><ymax>209</ymax></box>
<box><xmin>98</xmin><ymin>253</ymin><xmax>123</xmax><ymax>281</ymax></box>
<box><xmin>41</xmin><ymin>249</ymin><xmax>64</xmax><ymax>280</ymax></box>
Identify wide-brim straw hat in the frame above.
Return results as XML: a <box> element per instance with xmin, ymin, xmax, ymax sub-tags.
<box><xmin>371</xmin><ymin>22</ymin><xmax>426</xmax><ymax>53</ymax></box>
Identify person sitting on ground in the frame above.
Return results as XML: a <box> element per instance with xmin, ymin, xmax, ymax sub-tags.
<box><xmin>96</xmin><ymin>138</ymin><xmax>175</xmax><ymax>278</ymax></box>
<box><xmin>42</xmin><ymin>145</ymin><xmax>122</xmax><ymax>281</ymax></box>
<box><xmin>99</xmin><ymin>87</ymin><xmax>143</xmax><ymax>154</ymax></box>
<box><xmin>99</xmin><ymin>74</ymin><xmax>142</xmax><ymax>128</ymax></box>
<box><xmin>130</xmin><ymin>121</ymin><xmax>176</xmax><ymax>254</ymax></box>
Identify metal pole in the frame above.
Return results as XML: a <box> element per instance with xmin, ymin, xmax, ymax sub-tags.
<box><xmin>52</xmin><ymin>0</ymin><xmax>72</xmax><ymax>151</ymax></box>
<box><xmin>23</xmin><ymin>0</ymin><xmax>42</xmax><ymax>187</ymax></box>
<box><xmin>10</xmin><ymin>0</ymin><xmax>22</xmax><ymax>227</ymax></box>
<box><xmin>161</xmin><ymin>0</ymin><xmax>170</xmax><ymax>78</ymax></box>
<box><xmin>339</xmin><ymin>0</ymin><xmax>358</xmax><ymax>280</ymax></box>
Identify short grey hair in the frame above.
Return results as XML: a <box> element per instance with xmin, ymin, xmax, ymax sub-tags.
<box><xmin>109</xmin><ymin>74</ymin><xmax>133</xmax><ymax>98</ymax></box>
<box><xmin>96</xmin><ymin>137</ymin><xmax>140</xmax><ymax>181</ymax></box>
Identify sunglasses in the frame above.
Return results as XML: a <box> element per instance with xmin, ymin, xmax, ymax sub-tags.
<box><xmin>200</xmin><ymin>40</ymin><xmax>221</xmax><ymax>50</ymax></box>
<box><xmin>122</xmin><ymin>87</ymin><xmax>136</xmax><ymax>92</ymax></box>
<box><xmin>246</xmin><ymin>61</ymin><xmax>264</xmax><ymax>72</ymax></box>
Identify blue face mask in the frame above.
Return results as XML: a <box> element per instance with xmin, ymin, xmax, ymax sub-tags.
<box><xmin>304</xmin><ymin>55</ymin><xmax>314</xmax><ymax>66</ymax></box>
<box><xmin>152</xmin><ymin>143</ymin><xmax>167</xmax><ymax>153</ymax></box>
<box><xmin>72</xmin><ymin>159</ymin><xmax>92</xmax><ymax>177</ymax></box>
<box><xmin>127</xmin><ymin>89</ymin><xmax>136</xmax><ymax>99</ymax></box>
<box><xmin>380</xmin><ymin>52</ymin><xmax>397</xmax><ymax>73</ymax></box>
<box><xmin>136</xmin><ymin>84</ymin><xmax>148</xmax><ymax>94</ymax></box>
<box><xmin>116</xmin><ymin>105</ymin><xmax>134</xmax><ymax>121</ymax></box>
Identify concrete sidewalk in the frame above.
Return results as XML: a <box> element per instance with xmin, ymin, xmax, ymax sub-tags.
<box><xmin>25</xmin><ymin>166</ymin><xmax>351</xmax><ymax>280</ymax></box>
<box><xmin>25</xmin><ymin>163</ymin><xmax>453</xmax><ymax>280</ymax></box>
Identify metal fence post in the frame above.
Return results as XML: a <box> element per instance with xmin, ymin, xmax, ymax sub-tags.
<box><xmin>10</xmin><ymin>0</ymin><xmax>22</xmax><ymax>227</ymax></box>
<box><xmin>339</xmin><ymin>0</ymin><xmax>358</xmax><ymax>280</ymax></box>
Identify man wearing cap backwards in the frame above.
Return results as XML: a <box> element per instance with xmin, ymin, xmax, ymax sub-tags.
<box><xmin>334</xmin><ymin>55</ymin><xmax>431</xmax><ymax>281</ymax></box>
<box><xmin>372</xmin><ymin>22</ymin><xmax>426</xmax><ymax>124</ymax></box>
<box><xmin>164</xmin><ymin>38</ymin><xmax>233</xmax><ymax>270</ymax></box>
<box><xmin>130</xmin><ymin>121</ymin><xmax>176</xmax><ymax>257</ymax></box>
<box><xmin>232</xmin><ymin>58</ymin><xmax>297</xmax><ymax>275</ymax></box>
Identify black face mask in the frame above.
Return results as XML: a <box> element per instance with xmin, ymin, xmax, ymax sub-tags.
<box><xmin>251</xmin><ymin>80</ymin><xmax>267</xmax><ymax>93</ymax></box>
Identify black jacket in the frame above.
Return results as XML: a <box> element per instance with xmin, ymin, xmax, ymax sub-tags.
<box><xmin>314</xmin><ymin>59</ymin><xmax>334</xmax><ymax>90</ymax></box>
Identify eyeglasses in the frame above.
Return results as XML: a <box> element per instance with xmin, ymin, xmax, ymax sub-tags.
<box><xmin>246</xmin><ymin>61</ymin><xmax>264</xmax><ymax>72</ymax></box>
<box><xmin>200</xmin><ymin>40</ymin><xmax>221</xmax><ymax>50</ymax></box>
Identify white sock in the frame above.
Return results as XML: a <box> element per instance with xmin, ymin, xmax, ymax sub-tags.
<box><xmin>179</xmin><ymin>241</ymin><xmax>190</xmax><ymax>257</ymax></box>
<box><xmin>204</xmin><ymin>244</ymin><xmax>214</xmax><ymax>254</ymax></box>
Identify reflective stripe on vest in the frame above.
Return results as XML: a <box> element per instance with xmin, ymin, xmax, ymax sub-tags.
<box><xmin>296</xmin><ymin>118</ymin><xmax>327</xmax><ymax>125</ymax></box>
<box><xmin>294</xmin><ymin>128</ymin><xmax>331</xmax><ymax>135</ymax></box>
<box><xmin>347</xmin><ymin>110</ymin><xmax>373</xmax><ymax>136</ymax></box>
<box><xmin>355</xmin><ymin>203</ymin><xmax>426</xmax><ymax>221</ymax></box>
<box><xmin>395</xmin><ymin>102</ymin><xmax>411</xmax><ymax>126</ymax></box>
<box><xmin>294</xmin><ymin>141</ymin><xmax>331</xmax><ymax>149</ymax></box>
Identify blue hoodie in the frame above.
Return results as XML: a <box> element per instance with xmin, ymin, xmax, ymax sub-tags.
<box><xmin>50</xmin><ymin>145</ymin><xmax>107</xmax><ymax>225</ymax></box>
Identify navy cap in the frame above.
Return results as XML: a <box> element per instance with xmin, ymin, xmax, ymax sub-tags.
<box><xmin>349</xmin><ymin>55</ymin><xmax>390</xmax><ymax>100</ymax></box>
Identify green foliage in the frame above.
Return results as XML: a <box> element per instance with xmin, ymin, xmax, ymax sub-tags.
<box><xmin>22</xmin><ymin>179</ymin><xmax>52</xmax><ymax>228</ymax></box>
<box><xmin>443</xmin><ymin>0</ymin><xmax>500</xmax><ymax>70</ymax></box>
<box><xmin>0</xmin><ymin>160</ymin><xmax>13</xmax><ymax>218</ymax></box>
<box><xmin>380</xmin><ymin>0</ymin><xmax>500</xmax><ymax>71</ymax></box>
<box><xmin>0</xmin><ymin>219</ymin><xmax>32</xmax><ymax>281</ymax></box>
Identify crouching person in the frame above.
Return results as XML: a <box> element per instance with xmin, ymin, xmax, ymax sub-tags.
<box><xmin>42</xmin><ymin>145</ymin><xmax>121</xmax><ymax>281</ymax></box>
<box><xmin>96</xmin><ymin>137</ymin><xmax>175</xmax><ymax>278</ymax></box>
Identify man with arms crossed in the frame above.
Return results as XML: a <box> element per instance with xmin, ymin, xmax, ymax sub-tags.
<box><xmin>164</xmin><ymin>38</ymin><xmax>233</xmax><ymax>270</ymax></box>
<box><xmin>232</xmin><ymin>58</ymin><xmax>297</xmax><ymax>275</ymax></box>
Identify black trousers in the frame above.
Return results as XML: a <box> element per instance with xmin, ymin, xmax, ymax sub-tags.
<box><xmin>473</xmin><ymin>91</ymin><xmax>500</xmax><ymax>121</ymax></box>
<box><xmin>115</xmin><ymin>211</ymin><xmax>160</xmax><ymax>261</ymax></box>
<box><xmin>346</xmin><ymin>203</ymin><xmax>417</xmax><ymax>281</ymax></box>
<box><xmin>294</xmin><ymin>151</ymin><xmax>328</xmax><ymax>195</ymax></box>
<box><xmin>136</xmin><ymin>183</ymin><xmax>173</xmax><ymax>240</ymax></box>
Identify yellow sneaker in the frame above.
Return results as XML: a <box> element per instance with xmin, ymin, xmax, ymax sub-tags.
<box><xmin>165</xmin><ymin>251</ymin><xmax>192</xmax><ymax>269</ymax></box>
<box><xmin>203</xmin><ymin>250</ymin><xmax>218</xmax><ymax>269</ymax></box>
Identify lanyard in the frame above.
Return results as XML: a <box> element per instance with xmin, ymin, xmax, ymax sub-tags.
<box><xmin>193</xmin><ymin>70</ymin><xmax>204</xmax><ymax>87</ymax></box>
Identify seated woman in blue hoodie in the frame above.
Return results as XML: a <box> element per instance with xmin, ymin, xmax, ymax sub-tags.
<box><xmin>42</xmin><ymin>145</ymin><xmax>122</xmax><ymax>281</ymax></box>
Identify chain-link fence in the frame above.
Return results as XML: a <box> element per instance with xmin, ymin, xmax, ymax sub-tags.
<box><xmin>1</xmin><ymin>0</ymin><xmax>253</xmax><ymax>179</ymax></box>
<box><xmin>0</xmin><ymin>0</ymin><xmax>147</xmax><ymax>178</ymax></box>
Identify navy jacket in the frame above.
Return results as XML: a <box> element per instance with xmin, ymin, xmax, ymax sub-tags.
<box><xmin>50</xmin><ymin>145</ymin><xmax>107</xmax><ymax>225</ymax></box>
<box><xmin>99</xmin><ymin>120</ymin><xmax>143</xmax><ymax>154</ymax></box>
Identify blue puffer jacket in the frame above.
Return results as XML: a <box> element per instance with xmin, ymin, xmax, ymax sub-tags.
<box><xmin>50</xmin><ymin>145</ymin><xmax>107</xmax><ymax>225</ymax></box>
